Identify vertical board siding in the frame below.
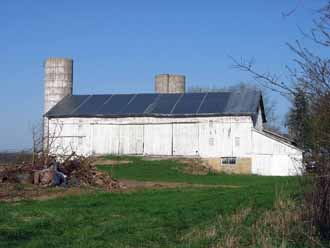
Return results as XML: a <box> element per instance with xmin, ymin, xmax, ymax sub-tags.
<box><xmin>219</xmin><ymin>122</ymin><xmax>233</xmax><ymax>157</ymax></box>
<box><xmin>91</xmin><ymin>124</ymin><xmax>109</xmax><ymax>154</ymax></box>
<box><xmin>144</xmin><ymin>124</ymin><xmax>172</xmax><ymax>155</ymax></box>
<box><xmin>198</xmin><ymin>121</ymin><xmax>219</xmax><ymax>157</ymax></box>
<box><xmin>232</xmin><ymin>121</ymin><xmax>252</xmax><ymax>157</ymax></box>
<box><xmin>119</xmin><ymin>125</ymin><xmax>144</xmax><ymax>155</ymax></box>
<box><xmin>91</xmin><ymin>125</ymin><xmax>120</xmax><ymax>155</ymax></box>
<box><xmin>173</xmin><ymin>123</ymin><xmax>199</xmax><ymax>156</ymax></box>
<box><xmin>252</xmin><ymin>155</ymin><xmax>272</xmax><ymax>175</ymax></box>
<box><xmin>252</xmin><ymin>130</ymin><xmax>303</xmax><ymax>175</ymax></box>
<box><xmin>48</xmin><ymin>116</ymin><xmax>303</xmax><ymax>176</ymax></box>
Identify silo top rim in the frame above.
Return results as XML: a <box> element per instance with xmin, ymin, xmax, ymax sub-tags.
<box><xmin>155</xmin><ymin>74</ymin><xmax>185</xmax><ymax>77</ymax></box>
<box><xmin>44</xmin><ymin>58</ymin><xmax>73</xmax><ymax>63</ymax></box>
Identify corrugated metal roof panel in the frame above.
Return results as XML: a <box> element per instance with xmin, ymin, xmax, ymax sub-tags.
<box><xmin>121</xmin><ymin>94</ymin><xmax>159</xmax><ymax>114</ymax></box>
<box><xmin>71</xmin><ymin>95</ymin><xmax>111</xmax><ymax>116</ymax></box>
<box><xmin>171</xmin><ymin>93</ymin><xmax>205</xmax><ymax>114</ymax></box>
<box><xmin>45</xmin><ymin>95</ymin><xmax>89</xmax><ymax>117</ymax></box>
<box><xmin>198</xmin><ymin>92</ymin><xmax>231</xmax><ymax>114</ymax></box>
<box><xmin>96</xmin><ymin>94</ymin><xmax>135</xmax><ymax>115</ymax></box>
<box><xmin>45</xmin><ymin>89</ymin><xmax>263</xmax><ymax>119</ymax></box>
<box><xmin>147</xmin><ymin>94</ymin><xmax>182</xmax><ymax>114</ymax></box>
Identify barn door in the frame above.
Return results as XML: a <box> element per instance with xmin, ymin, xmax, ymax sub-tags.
<box><xmin>91</xmin><ymin>124</ymin><xmax>119</xmax><ymax>155</ymax></box>
<box><xmin>144</xmin><ymin>124</ymin><xmax>172</xmax><ymax>155</ymax></box>
<box><xmin>173</xmin><ymin>123</ymin><xmax>199</xmax><ymax>156</ymax></box>
<box><xmin>119</xmin><ymin>125</ymin><xmax>144</xmax><ymax>155</ymax></box>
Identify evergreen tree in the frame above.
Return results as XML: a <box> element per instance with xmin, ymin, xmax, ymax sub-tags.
<box><xmin>286</xmin><ymin>87</ymin><xmax>311</xmax><ymax>149</ymax></box>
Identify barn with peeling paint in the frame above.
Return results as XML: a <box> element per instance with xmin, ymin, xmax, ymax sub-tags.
<box><xmin>43</xmin><ymin>58</ymin><xmax>303</xmax><ymax>176</ymax></box>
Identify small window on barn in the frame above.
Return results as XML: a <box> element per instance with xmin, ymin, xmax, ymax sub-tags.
<box><xmin>221</xmin><ymin>157</ymin><xmax>236</xmax><ymax>165</ymax></box>
<box><xmin>235</xmin><ymin>137</ymin><xmax>240</xmax><ymax>147</ymax></box>
<box><xmin>209</xmin><ymin>120</ymin><xmax>214</xmax><ymax>128</ymax></box>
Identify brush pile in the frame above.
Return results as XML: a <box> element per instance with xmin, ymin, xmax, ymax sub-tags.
<box><xmin>57</xmin><ymin>155</ymin><xmax>120</xmax><ymax>189</ymax></box>
<box><xmin>0</xmin><ymin>153</ymin><xmax>120</xmax><ymax>190</ymax></box>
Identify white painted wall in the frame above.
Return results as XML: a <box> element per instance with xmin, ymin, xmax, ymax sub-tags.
<box><xmin>173</xmin><ymin>123</ymin><xmax>199</xmax><ymax>156</ymax></box>
<box><xmin>47</xmin><ymin>115</ymin><xmax>303</xmax><ymax>176</ymax></box>
<box><xmin>144</xmin><ymin>124</ymin><xmax>172</xmax><ymax>155</ymax></box>
<box><xmin>48</xmin><ymin>116</ymin><xmax>253</xmax><ymax>157</ymax></box>
<box><xmin>252</xmin><ymin>129</ymin><xmax>303</xmax><ymax>176</ymax></box>
<box><xmin>119</xmin><ymin>125</ymin><xmax>144</xmax><ymax>154</ymax></box>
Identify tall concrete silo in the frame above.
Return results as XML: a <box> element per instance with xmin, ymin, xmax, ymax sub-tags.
<box><xmin>155</xmin><ymin>74</ymin><xmax>185</xmax><ymax>93</ymax></box>
<box><xmin>43</xmin><ymin>58</ymin><xmax>73</xmax><ymax>149</ymax></box>
<box><xmin>44</xmin><ymin>58</ymin><xmax>73</xmax><ymax>113</ymax></box>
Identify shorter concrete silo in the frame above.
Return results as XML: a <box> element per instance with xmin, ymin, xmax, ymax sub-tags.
<box><xmin>155</xmin><ymin>74</ymin><xmax>186</xmax><ymax>93</ymax></box>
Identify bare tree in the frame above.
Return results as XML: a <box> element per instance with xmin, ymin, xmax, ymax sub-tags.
<box><xmin>31</xmin><ymin>119</ymin><xmax>67</xmax><ymax>166</ymax></box>
<box><xmin>232</xmin><ymin>1</ymin><xmax>330</xmax><ymax>240</ymax></box>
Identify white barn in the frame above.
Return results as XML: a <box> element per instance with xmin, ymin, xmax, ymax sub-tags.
<box><xmin>43</xmin><ymin>58</ymin><xmax>303</xmax><ymax>176</ymax></box>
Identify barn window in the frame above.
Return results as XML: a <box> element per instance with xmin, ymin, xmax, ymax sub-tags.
<box><xmin>235</xmin><ymin>137</ymin><xmax>240</xmax><ymax>147</ymax></box>
<box><xmin>221</xmin><ymin>157</ymin><xmax>236</xmax><ymax>165</ymax></box>
<box><xmin>209</xmin><ymin>120</ymin><xmax>214</xmax><ymax>128</ymax></box>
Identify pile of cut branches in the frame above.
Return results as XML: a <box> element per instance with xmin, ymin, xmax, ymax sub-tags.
<box><xmin>0</xmin><ymin>153</ymin><xmax>120</xmax><ymax>190</ymax></box>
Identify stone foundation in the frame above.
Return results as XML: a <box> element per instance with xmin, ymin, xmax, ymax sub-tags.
<box><xmin>202</xmin><ymin>157</ymin><xmax>252</xmax><ymax>174</ymax></box>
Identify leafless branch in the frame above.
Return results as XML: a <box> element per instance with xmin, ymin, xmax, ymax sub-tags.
<box><xmin>230</xmin><ymin>56</ymin><xmax>295</xmax><ymax>98</ymax></box>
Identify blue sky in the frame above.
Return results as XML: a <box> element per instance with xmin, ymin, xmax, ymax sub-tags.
<box><xmin>0</xmin><ymin>0</ymin><xmax>326</xmax><ymax>151</ymax></box>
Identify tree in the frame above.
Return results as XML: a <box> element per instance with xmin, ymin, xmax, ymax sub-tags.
<box><xmin>232</xmin><ymin>1</ymin><xmax>330</xmax><ymax>240</ymax></box>
<box><xmin>285</xmin><ymin>87</ymin><xmax>311</xmax><ymax>149</ymax></box>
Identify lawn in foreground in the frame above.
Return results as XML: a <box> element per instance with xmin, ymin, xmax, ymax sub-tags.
<box><xmin>98</xmin><ymin>155</ymin><xmax>295</xmax><ymax>187</ymax></box>
<box><xmin>0</xmin><ymin>156</ymin><xmax>298</xmax><ymax>248</ymax></box>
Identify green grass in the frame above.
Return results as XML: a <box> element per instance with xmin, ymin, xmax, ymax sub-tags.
<box><xmin>98</xmin><ymin>155</ymin><xmax>296</xmax><ymax>188</ymax></box>
<box><xmin>0</xmin><ymin>156</ymin><xmax>300</xmax><ymax>248</ymax></box>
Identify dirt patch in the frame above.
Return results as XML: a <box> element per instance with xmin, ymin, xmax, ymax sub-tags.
<box><xmin>0</xmin><ymin>179</ymin><xmax>239</xmax><ymax>202</ymax></box>
<box><xmin>116</xmin><ymin>180</ymin><xmax>240</xmax><ymax>192</ymax></box>
<box><xmin>92</xmin><ymin>159</ymin><xmax>131</xmax><ymax>166</ymax></box>
<box><xmin>177</xmin><ymin>158</ymin><xmax>211</xmax><ymax>175</ymax></box>
<box><xmin>143</xmin><ymin>156</ymin><xmax>212</xmax><ymax>175</ymax></box>
<box><xmin>0</xmin><ymin>183</ymin><xmax>95</xmax><ymax>202</ymax></box>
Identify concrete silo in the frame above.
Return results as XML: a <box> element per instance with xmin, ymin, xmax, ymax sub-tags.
<box><xmin>44</xmin><ymin>58</ymin><xmax>73</xmax><ymax>113</ymax></box>
<box><xmin>43</xmin><ymin>58</ymin><xmax>73</xmax><ymax>149</ymax></box>
<box><xmin>155</xmin><ymin>74</ymin><xmax>185</xmax><ymax>93</ymax></box>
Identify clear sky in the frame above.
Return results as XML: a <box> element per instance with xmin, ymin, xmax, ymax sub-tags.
<box><xmin>0</xmin><ymin>0</ymin><xmax>326</xmax><ymax>151</ymax></box>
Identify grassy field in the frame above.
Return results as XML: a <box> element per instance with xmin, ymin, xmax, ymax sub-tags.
<box><xmin>0</xmin><ymin>156</ymin><xmax>303</xmax><ymax>248</ymax></box>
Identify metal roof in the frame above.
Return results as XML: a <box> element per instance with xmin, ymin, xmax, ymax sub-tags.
<box><xmin>45</xmin><ymin>89</ymin><xmax>266</xmax><ymax>121</ymax></box>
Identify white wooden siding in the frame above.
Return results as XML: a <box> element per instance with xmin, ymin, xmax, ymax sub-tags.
<box><xmin>252</xmin><ymin>129</ymin><xmax>303</xmax><ymax>176</ymax></box>
<box><xmin>48</xmin><ymin>116</ymin><xmax>303</xmax><ymax>176</ymax></box>
<box><xmin>119</xmin><ymin>125</ymin><xmax>144</xmax><ymax>155</ymax></box>
<box><xmin>144</xmin><ymin>124</ymin><xmax>172</xmax><ymax>155</ymax></box>
<box><xmin>198</xmin><ymin>121</ymin><xmax>219</xmax><ymax>157</ymax></box>
<box><xmin>91</xmin><ymin>125</ymin><xmax>119</xmax><ymax>155</ymax></box>
<box><xmin>173</xmin><ymin>123</ymin><xmax>199</xmax><ymax>156</ymax></box>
